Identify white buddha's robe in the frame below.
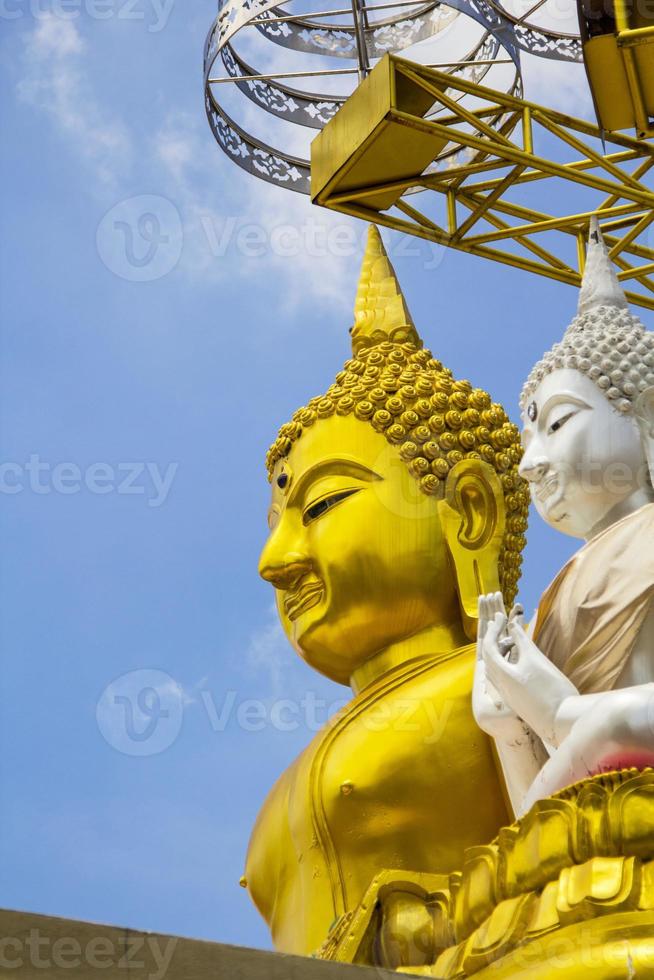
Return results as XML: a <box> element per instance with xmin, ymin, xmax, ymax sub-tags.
<box><xmin>533</xmin><ymin>503</ymin><xmax>654</xmax><ymax>694</ymax></box>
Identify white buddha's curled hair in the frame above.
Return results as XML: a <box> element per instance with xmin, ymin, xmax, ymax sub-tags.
<box><xmin>520</xmin><ymin>217</ymin><xmax>654</xmax><ymax>415</ymax></box>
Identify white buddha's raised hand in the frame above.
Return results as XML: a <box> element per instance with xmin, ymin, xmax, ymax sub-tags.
<box><xmin>473</xmin><ymin>593</ymin><xmax>525</xmax><ymax>742</ymax></box>
<box><xmin>482</xmin><ymin>613</ymin><xmax>578</xmax><ymax>750</ymax></box>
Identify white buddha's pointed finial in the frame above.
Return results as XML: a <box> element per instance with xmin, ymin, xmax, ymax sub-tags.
<box><xmin>577</xmin><ymin>216</ymin><xmax>629</xmax><ymax>316</ymax></box>
<box><xmin>521</xmin><ymin>217</ymin><xmax>652</xmax><ymax>415</ymax></box>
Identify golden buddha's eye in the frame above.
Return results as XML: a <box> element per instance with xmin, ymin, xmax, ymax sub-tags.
<box><xmin>303</xmin><ymin>488</ymin><xmax>360</xmax><ymax>526</ymax></box>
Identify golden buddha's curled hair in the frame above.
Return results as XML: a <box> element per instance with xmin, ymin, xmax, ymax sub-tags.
<box><xmin>266</xmin><ymin>226</ymin><xmax>528</xmax><ymax>606</ymax></box>
<box><xmin>266</xmin><ymin>341</ymin><xmax>528</xmax><ymax>607</ymax></box>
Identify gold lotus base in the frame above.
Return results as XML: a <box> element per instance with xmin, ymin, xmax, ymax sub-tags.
<box><xmin>317</xmin><ymin>769</ymin><xmax>654</xmax><ymax>976</ymax></box>
<box><xmin>444</xmin><ymin>913</ymin><xmax>654</xmax><ymax>979</ymax></box>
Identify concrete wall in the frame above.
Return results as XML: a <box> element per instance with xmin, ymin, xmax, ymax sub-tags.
<box><xmin>0</xmin><ymin>909</ymin><xmax>401</xmax><ymax>980</ymax></box>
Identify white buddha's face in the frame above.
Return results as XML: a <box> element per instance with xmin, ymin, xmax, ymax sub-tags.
<box><xmin>519</xmin><ymin>368</ymin><xmax>651</xmax><ymax>539</ymax></box>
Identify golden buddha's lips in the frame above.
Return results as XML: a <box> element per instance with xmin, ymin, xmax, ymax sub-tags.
<box><xmin>284</xmin><ymin>582</ymin><xmax>324</xmax><ymax>622</ymax></box>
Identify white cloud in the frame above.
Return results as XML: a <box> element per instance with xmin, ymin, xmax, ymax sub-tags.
<box><xmin>161</xmin><ymin>675</ymin><xmax>203</xmax><ymax>707</ymax></box>
<box><xmin>153</xmin><ymin>109</ymin><xmax>357</xmax><ymax>312</ymax></box>
<box><xmin>521</xmin><ymin>55</ymin><xmax>593</xmax><ymax>120</ymax></box>
<box><xmin>16</xmin><ymin>15</ymin><xmax>132</xmax><ymax>186</ymax></box>
<box><xmin>495</xmin><ymin>0</ymin><xmax>594</xmax><ymax>118</ymax></box>
<box><xmin>12</xmin><ymin>8</ymin><xmax>596</xmax><ymax>310</ymax></box>
<box><xmin>28</xmin><ymin>13</ymin><xmax>84</xmax><ymax>57</ymax></box>
<box><xmin>240</xmin><ymin>602</ymin><xmax>344</xmax><ymax>709</ymax></box>
<box><xmin>13</xmin><ymin>15</ymin><xmax>354</xmax><ymax>310</ymax></box>
<box><xmin>245</xmin><ymin>602</ymin><xmax>290</xmax><ymax>697</ymax></box>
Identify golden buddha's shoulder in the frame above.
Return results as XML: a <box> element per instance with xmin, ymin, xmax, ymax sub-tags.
<box><xmin>244</xmin><ymin>756</ymin><xmax>295</xmax><ymax>922</ymax></box>
<box><xmin>244</xmin><ymin>725</ymin><xmax>330</xmax><ymax>925</ymax></box>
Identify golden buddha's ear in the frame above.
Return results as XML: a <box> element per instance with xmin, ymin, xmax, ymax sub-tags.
<box><xmin>439</xmin><ymin>459</ymin><xmax>506</xmax><ymax>641</ymax></box>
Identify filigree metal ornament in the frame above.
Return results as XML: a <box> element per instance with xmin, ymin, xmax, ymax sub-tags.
<box><xmin>204</xmin><ymin>0</ymin><xmax>582</xmax><ymax>193</ymax></box>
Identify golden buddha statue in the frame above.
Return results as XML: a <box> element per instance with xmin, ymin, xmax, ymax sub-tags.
<box><xmin>243</xmin><ymin>225</ymin><xmax>529</xmax><ymax>958</ymax></box>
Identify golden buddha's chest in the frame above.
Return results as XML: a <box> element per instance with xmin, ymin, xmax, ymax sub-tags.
<box><xmin>302</xmin><ymin>654</ymin><xmax>504</xmax><ymax>889</ymax></box>
<box><xmin>246</xmin><ymin>649</ymin><xmax>509</xmax><ymax>954</ymax></box>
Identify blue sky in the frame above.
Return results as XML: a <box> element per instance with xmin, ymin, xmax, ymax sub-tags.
<box><xmin>0</xmin><ymin>0</ymin><xmax>614</xmax><ymax>951</ymax></box>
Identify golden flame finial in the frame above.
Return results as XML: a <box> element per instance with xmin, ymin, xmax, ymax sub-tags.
<box><xmin>350</xmin><ymin>225</ymin><xmax>423</xmax><ymax>356</ymax></box>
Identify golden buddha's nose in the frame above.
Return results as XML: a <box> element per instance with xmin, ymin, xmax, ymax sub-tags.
<box><xmin>259</xmin><ymin>549</ymin><xmax>312</xmax><ymax>591</ymax></box>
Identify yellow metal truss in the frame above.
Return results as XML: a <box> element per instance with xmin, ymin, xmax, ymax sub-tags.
<box><xmin>311</xmin><ymin>54</ymin><xmax>654</xmax><ymax>311</ymax></box>
<box><xmin>582</xmin><ymin>0</ymin><xmax>654</xmax><ymax>138</ymax></box>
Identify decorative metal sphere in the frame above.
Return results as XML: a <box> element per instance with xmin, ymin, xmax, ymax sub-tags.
<box><xmin>204</xmin><ymin>0</ymin><xmax>581</xmax><ymax>192</ymax></box>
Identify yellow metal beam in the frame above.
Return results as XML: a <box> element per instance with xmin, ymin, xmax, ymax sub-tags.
<box><xmin>388</xmin><ymin>109</ymin><xmax>654</xmax><ymax>206</ymax></box>
<box><xmin>618</xmin><ymin>26</ymin><xmax>654</xmax><ymax>49</ymax></box>
<box><xmin>311</xmin><ymin>54</ymin><xmax>654</xmax><ymax>311</ymax></box>
<box><xmin>452</xmin><ymin>166</ymin><xmax>525</xmax><ymax>241</ymax></box>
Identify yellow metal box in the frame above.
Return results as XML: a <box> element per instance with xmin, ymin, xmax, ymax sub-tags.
<box><xmin>311</xmin><ymin>54</ymin><xmax>447</xmax><ymax>211</ymax></box>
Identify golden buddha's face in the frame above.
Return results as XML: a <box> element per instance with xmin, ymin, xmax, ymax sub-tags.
<box><xmin>258</xmin><ymin>414</ymin><xmax>461</xmax><ymax>685</ymax></box>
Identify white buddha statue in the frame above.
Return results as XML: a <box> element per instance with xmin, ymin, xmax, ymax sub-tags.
<box><xmin>474</xmin><ymin>217</ymin><xmax>654</xmax><ymax>816</ymax></box>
